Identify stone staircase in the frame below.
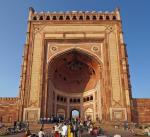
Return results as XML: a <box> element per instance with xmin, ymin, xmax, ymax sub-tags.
<box><xmin>28</xmin><ymin>123</ymin><xmax>54</xmax><ymax>133</ymax></box>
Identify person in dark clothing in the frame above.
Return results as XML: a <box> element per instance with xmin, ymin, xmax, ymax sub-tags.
<box><xmin>72</xmin><ymin>123</ymin><xmax>78</xmax><ymax>137</ymax></box>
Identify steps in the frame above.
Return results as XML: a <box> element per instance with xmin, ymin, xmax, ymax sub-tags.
<box><xmin>28</xmin><ymin>123</ymin><xmax>54</xmax><ymax>133</ymax></box>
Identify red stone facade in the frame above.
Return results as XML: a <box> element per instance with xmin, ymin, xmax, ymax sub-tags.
<box><xmin>132</xmin><ymin>99</ymin><xmax>150</xmax><ymax>123</ymax></box>
<box><xmin>0</xmin><ymin>98</ymin><xmax>19</xmax><ymax>123</ymax></box>
<box><xmin>0</xmin><ymin>7</ymin><xmax>149</xmax><ymax>124</ymax></box>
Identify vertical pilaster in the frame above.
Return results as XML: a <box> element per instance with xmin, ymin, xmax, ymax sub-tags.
<box><xmin>54</xmin><ymin>92</ymin><xmax>57</xmax><ymax>116</ymax></box>
<box><xmin>80</xmin><ymin>97</ymin><xmax>83</xmax><ymax>120</ymax></box>
<box><xmin>67</xmin><ymin>98</ymin><xmax>70</xmax><ymax>119</ymax></box>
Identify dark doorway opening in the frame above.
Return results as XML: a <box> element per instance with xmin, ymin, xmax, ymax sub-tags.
<box><xmin>71</xmin><ymin>109</ymin><xmax>80</xmax><ymax>119</ymax></box>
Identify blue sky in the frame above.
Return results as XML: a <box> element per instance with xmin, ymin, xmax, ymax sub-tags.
<box><xmin>0</xmin><ymin>0</ymin><xmax>149</xmax><ymax>98</ymax></box>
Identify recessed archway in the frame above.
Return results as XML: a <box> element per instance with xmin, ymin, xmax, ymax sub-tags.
<box><xmin>71</xmin><ymin>109</ymin><xmax>80</xmax><ymax>119</ymax></box>
<box><xmin>85</xmin><ymin>108</ymin><xmax>94</xmax><ymax>121</ymax></box>
<box><xmin>57</xmin><ymin>108</ymin><xmax>65</xmax><ymax>119</ymax></box>
<box><xmin>48</xmin><ymin>49</ymin><xmax>101</xmax><ymax>93</ymax></box>
<box><xmin>46</xmin><ymin>48</ymin><xmax>102</xmax><ymax>120</ymax></box>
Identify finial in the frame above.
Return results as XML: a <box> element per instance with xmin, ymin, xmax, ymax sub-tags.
<box><xmin>115</xmin><ymin>7</ymin><xmax>120</xmax><ymax>12</ymax></box>
<box><xmin>115</xmin><ymin>7</ymin><xmax>121</xmax><ymax>20</ymax></box>
<box><xmin>29</xmin><ymin>7</ymin><xmax>35</xmax><ymax>13</ymax></box>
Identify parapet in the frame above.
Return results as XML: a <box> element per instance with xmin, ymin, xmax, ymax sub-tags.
<box><xmin>0</xmin><ymin>97</ymin><xmax>19</xmax><ymax>105</ymax></box>
<box><xmin>0</xmin><ymin>97</ymin><xmax>19</xmax><ymax>101</ymax></box>
<box><xmin>29</xmin><ymin>7</ymin><xmax>120</xmax><ymax>22</ymax></box>
<box><xmin>132</xmin><ymin>98</ymin><xmax>150</xmax><ymax>107</ymax></box>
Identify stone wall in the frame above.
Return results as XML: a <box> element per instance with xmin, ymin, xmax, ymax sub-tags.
<box><xmin>0</xmin><ymin>97</ymin><xmax>19</xmax><ymax>123</ymax></box>
<box><xmin>132</xmin><ymin>98</ymin><xmax>150</xmax><ymax>123</ymax></box>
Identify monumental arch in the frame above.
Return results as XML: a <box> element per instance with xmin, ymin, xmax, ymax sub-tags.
<box><xmin>18</xmin><ymin>7</ymin><xmax>132</xmax><ymax>122</ymax></box>
<box><xmin>0</xmin><ymin>8</ymin><xmax>150</xmax><ymax>123</ymax></box>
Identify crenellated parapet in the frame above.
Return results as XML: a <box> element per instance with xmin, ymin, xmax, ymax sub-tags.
<box><xmin>0</xmin><ymin>97</ymin><xmax>19</xmax><ymax>101</ymax></box>
<box><xmin>0</xmin><ymin>97</ymin><xmax>19</xmax><ymax>105</ymax></box>
<box><xmin>132</xmin><ymin>98</ymin><xmax>150</xmax><ymax>123</ymax></box>
<box><xmin>0</xmin><ymin>97</ymin><xmax>19</xmax><ymax>123</ymax></box>
<box><xmin>28</xmin><ymin>7</ymin><xmax>120</xmax><ymax>22</ymax></box>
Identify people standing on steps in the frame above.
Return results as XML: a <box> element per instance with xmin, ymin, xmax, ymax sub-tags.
<box><xmin>38</xmin><ymin>128</ymin><xmax>45</xmax><ymax>137</ymax></box>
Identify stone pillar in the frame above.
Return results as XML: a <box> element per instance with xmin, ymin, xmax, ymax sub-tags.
<box><xmin>80</xmin><ymin>97</ymin><xmax>83</xmax><ymax>120</ymax></box>
<box><xmin>93</xmin><ymin>92</ymin><xmax>96</xmax><ymax>121</ymax></box>
<box><xmin>67</xmin><ymin>98</ymin><xmax>70</xmax><ymax>119</ymax></box>
<box><xmin>96</xmin><ymin>81</ymin><xmax>102</xmax><ymax>121</ymax></box>
<box><xmin>50</xmin><ymin>81</ymin><xmax>53</xmax><ymax>116</ymax></box>
<box><xmin>97</xmin><ymin>65</ymin><xmax>102</xmax><ymax>121</ymax></box>
<box><xmin>54</xmin><ymin>92</ymin><xmax>57</xmax><ymax>116</ymax></box>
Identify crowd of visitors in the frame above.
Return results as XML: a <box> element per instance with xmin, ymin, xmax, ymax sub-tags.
<box><xmin>39</xmin><ymin>115</ymin><xmax>64</xmax><ymax>124</ymax></box>
<box><xmin>24</xmin><ymin>117</ymin><xmax>108</xmax><ymax>137</ymax></box>
<box><xmin>1</xmin><ymin>117</ymin><xmax>150</xmax><ymax>137</ymax></box>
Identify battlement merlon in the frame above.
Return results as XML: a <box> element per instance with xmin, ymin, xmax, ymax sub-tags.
<box><xmin>0</xmin><ymin>97</ymin><xmax>19</xmax><ymax>101</ymax></box>
<box><xmin>26</xmin><ymin>7</ymin><xmax>123</xmax><ymax>45</ymax></box>
<box><xmin>27</xmin><ymin>7</ymin><xmax>121</xmax><ymax>22</ymax></box>
<box><xmin>25</xmin><ymin>7</ymin><xmax>122</xmax><ymax>44</ymax></box>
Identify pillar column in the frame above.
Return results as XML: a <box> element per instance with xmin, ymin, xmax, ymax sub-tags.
<box><xmin>97</xmin><ymin>65</ymin><xmax>102</xmax><ymax>121</ymax></box>
<box><xmin>93</xmin><ymin>92</ymin><xmax>96</xmax><ymax>121</ymax></box>
<box><xmin>54</xmin><ymin>93</ymin><xmax>57</xmax><ymax>116</ymax></box>
<box><xmin>80</xmin><ymin>97</ymin><xmax>83</xmax><ymax>120</ymax></box>
<box><xmin>67</xmin><ymin>97</ymin><xmax>70</xmax><ymax>119</ymax></box>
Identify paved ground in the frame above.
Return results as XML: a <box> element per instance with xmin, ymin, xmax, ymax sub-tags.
<box><xmin>0</xmin><ymin>124</ymin><xmax>148</xmax><ymax>137</ymax></box>
<box><xmin>0</xmin><ymin>129</ymin><xmax>148</xmax><ymax>137</ymax></box>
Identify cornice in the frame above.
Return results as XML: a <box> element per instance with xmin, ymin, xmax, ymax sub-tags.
<box><xmin>29</xmin><ymin>8</ymin><xmax>120</xmax><ymax>22</ymax></box>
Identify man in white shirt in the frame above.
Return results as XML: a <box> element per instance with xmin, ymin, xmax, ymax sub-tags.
<box><xmin>114</xmin><ymin>134</ymin><xmax>122</xmax><ymax>137</ymax></box>
<box><xmin>38</xmin><ymin>128</ymin><xmax>45</xmax><ymax>137</ymax></box>
<box><xmin>61</xmin><ymin>123</ymin><xmax>68</xmax><ymax>137</ymax></box>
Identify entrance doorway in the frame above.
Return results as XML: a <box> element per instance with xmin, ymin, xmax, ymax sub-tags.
<box><xmin>57</xmin><ymin>109</ymin><xmax>65</xmax><ymax>119</ymax></box>
<box><xmin>71</xmin><ymin>109</ymin><xmax>80</xmax><ymax>119</ymax></box>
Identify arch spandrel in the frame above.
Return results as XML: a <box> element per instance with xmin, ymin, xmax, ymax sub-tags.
<box><xmin>47</xmin><ymin>47</ymin><xmax>103</xmax><ymax>66</ymax></box>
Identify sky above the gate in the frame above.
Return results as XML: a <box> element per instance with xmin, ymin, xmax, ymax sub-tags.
<box><xmin>0</xmin><ymin>0</ymin><xmax>150</xmax><ymax>98</ymax></box>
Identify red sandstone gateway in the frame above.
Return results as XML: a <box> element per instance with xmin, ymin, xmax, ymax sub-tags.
<box><xmin>0</xmin><ymin>7</ymin><xmax>149</xmax><ymax>124</ymax></box>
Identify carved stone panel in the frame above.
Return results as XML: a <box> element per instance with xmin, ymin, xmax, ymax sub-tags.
<box><xmin>29</xmin><ymin>33</ymin><xmax>43</xmax><ymax>107</ymax></box>
<box><xmin>108</xmin><ymin>30</ymin><xmax>122</xmax><ymax>105</ymax></box>
<box><xmin>23</xmin><ymin>108</ymin><xmax>40</xmax><ymax>121</ymax></box>
<box><xmin>110</xmin><ymin>108</ymin><xmax>127</xmax><ymax>121</ymax></box>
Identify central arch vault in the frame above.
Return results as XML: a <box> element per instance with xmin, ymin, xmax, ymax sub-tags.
<box><xmin>45</xmin><ymin>48</ymin><xmax>103</xmax><ymax>121</ymax></box>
